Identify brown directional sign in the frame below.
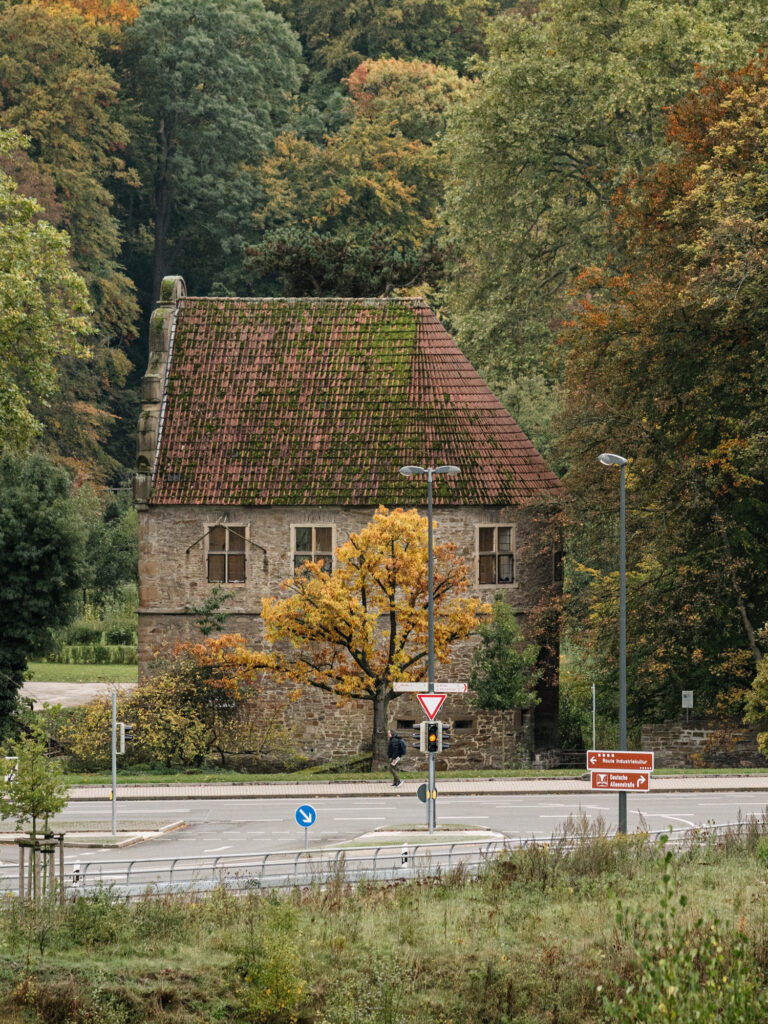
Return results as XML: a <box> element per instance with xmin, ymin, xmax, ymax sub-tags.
<box><xmin>587</xmin><ymin>749</ymin><xmax>654</xmax><ymax>772</ymax></box>
<box><xmin>591</xmin><ymin>770</ymin><xmax>650</xmax><ymax>792</ymax></box>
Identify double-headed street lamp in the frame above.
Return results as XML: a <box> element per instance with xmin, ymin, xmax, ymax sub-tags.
<box><xmin>399</xmin><ymin>464</ymin><xmax>460</xmax><ymax>833</ymax></box>
<box><xmin>598</xmin><ymin>452</ymin><xmax>628</xmax><ymax>834</ymax></box>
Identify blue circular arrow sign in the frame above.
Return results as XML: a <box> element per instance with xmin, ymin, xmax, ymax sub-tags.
<box><xmin>295</xmin><ymin>804</ymin><xmax>317</xmax><ymax>828</ymax></box>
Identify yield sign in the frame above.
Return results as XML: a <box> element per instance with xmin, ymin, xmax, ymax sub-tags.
<box><xmin>417</xmin><ymin>693</ymin><xmax>446</xmax><ymax>720</ymax></box>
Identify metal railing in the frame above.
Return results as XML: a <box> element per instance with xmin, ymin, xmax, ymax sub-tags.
<box><xmin>2</xmin><ymin>818</ymin><xmax>764</xmax><ymax>899</ymax></box>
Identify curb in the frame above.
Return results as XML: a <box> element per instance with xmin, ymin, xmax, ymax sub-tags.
<box><xmin>64</xmin><ymin>776</ymin><xmax>768</xmax><ymax>801</ymax></box>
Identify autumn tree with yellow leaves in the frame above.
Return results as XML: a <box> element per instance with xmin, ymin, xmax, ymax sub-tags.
<box><xmin>262</xmin><ymin>507</ymin><xmax>489</xmax><ymax>769</ymax></box>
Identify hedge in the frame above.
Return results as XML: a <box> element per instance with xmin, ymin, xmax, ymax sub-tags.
<box><xmin>58</xmin><ymin>644</ymin><xmax>138</xmax><ymax>665</ymax></box>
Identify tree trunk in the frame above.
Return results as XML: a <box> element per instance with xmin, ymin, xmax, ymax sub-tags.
<box><xmin>719</xmin><ymin>524</ymin><xmax>762</xmax><ymax>667</ymax></box>
<box><xmin>371</xmin><ymin>687</ymin><xmax>390</xmax><ymax>771</ymax></box>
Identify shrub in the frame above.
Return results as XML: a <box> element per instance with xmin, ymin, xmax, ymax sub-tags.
<box><xmin>59</xmin><ymin>644</ymin><xmax>137</xmax><ymax>665</ymax></box>
<box><xmin>60</xmin><ymin>635</ymin><xmax>292</xmax><ymax>770</ymax></box>
<box><xmin>104</xmin><ymin>624</ymin><xmax>136</xmax><ymax>646</ymax></box>
<box><xmin>66</xmin><ymin>623</ymin><xmax>103</xmax><ymax>646</ymax></box>
<box><xmin>604</xmin><ymin>836</ymin><xmax>768</xmax><ymax>1022</ymax></box>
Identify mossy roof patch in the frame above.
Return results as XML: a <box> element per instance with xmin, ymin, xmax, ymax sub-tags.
<box><xmin>151</xmin><ymin>297</ymin><xmax>563</xmax><ymax>507</ymax></box>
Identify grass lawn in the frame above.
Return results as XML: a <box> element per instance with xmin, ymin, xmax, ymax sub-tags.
<box><xmin>1</xmin><ymin>825</ymin><xmax>767</xmax><ymax>1023</ymax></box>
<box><xmin>27</xmin><ymin>661</ymin><xmax>138</xmax><ymax>684</ymax></box>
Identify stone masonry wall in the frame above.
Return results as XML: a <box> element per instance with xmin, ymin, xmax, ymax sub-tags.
<box><xmin>641</xmin><ymin>719</ymin><xmax>766</xmax><ymax>769</ymax></box>
<box><xmin>138</xmin><ymin>503</ymin><xmax>559</xmax><ymax>768</ymax></box>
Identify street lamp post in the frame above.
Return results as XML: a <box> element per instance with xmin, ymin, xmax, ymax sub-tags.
<box><xmin>399</xmin><ymin>464</ymin><xmax>460</xmax><ymax>833</ymax></box>
<box><xmin>598</xmin><ymin>452</ymin><xmax>628</xmax><ymax>834</ymax></box>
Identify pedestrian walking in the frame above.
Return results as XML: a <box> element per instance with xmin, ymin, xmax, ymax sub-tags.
<box><xmin>387</xmin><ymin>728</ymin><xmax>406</xmax><ymax>787</ymax></box>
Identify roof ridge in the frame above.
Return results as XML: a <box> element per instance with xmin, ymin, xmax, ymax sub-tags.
<box><xmin>180</xmin><ymin>296</ymin><xmax>429</xmax><ymax>307</ymax></box>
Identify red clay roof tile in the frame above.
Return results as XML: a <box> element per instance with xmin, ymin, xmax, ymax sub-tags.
<box><xmin>150</xmin><ymin>297</ymin><xmax>562</xmax><ymax>507</ymax></box>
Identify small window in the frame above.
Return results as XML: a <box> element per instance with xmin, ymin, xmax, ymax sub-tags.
<box><xmin>208</xmin><ymin>525</ymin><xmax>246</xmax><ymax>583</ymax></box>
<box><xmin>453</xmin><ymin>719</ymin><xmax>474</xmax><ymax>731</ymax></box>
<box><xmin>478</xmin><ymin>526</ymin><xmax>515</xmax><ymax>585</ymax></box>
<box><xmin>293</xmin><ymin>525</ymin><xmax>333</xmax><ymax>573</ymax></box>
<box><xmin>397</xmin><ymin>720</ymin><xmax>415</xmax><ymax>731</ymax></box>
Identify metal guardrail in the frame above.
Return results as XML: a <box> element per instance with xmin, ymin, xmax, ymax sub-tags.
<box><xmin>3</xmin><ymin>818</ymin><xmax>764</xmax><ymax>898</ymax></box>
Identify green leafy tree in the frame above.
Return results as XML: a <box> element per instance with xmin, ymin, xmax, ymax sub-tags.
<box><xmin>443</xmin><ymin>0</ymin><xmax>768</xmax><ymax>388</ymax></box>
<box><xmin>120</xmin><ymin>0</ymin><xmax>304</xmax><ymax>300</ymax></box>
<box><xmin>469</xmin><ymin>595</ymin><xmax>539</xmax><ymax>764</ymax></box>
<box><xmin>0</xmin><ymin>728</ymin><xmax>69</xmax><ymax>839</ymax></box>
<box><xmin>0</xmin><ymin>2</ymin><xmax>138</xmax><ymax>342</ymax></box>
<box><xmin>83</xmin><ymin>494</ymin><xmax>138</xmax><ymax>604</ymax></box>
<box><xmin>0</xmin><ymin>2</ymin><xmax>139</xmax><ymax>481</ymax></box>
<box><xmin>265</xmin><ymin>0</ymin><xmax>501</xmax><ymax>80</ymax></box>
<box><xmin>246</xmin><ymin>58</ymin><xmax>469</xmax><ymax>296</ymax></box>
<box><xmin>0</xmin><ymin>453</ymin><xmax>88</xmax><ymax>733</ymax></box>
<box><xmin>558</xmin><ymin>54</ymin><xmax>768</xmax><ymax>722</ymax></box>
<box><xmin>0</xmin><ymin>129</ymin><xmax>92</xmax><ymax>451</ymax></box>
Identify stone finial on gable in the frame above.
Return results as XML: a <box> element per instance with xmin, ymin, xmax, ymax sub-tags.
<box><xmin>134</xmin><ymin>276</ymin><xmax>187</xmax><ymax>508</ymax></box>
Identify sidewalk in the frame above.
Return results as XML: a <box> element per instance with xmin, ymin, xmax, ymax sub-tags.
<box><xmin>67</xmin><ymin>774</ymin><xmax>768</xmax><ymax>800</ymax></box>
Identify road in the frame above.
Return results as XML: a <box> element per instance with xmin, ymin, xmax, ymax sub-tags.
<box><xmin>5</xmin><ymin>789</ymin><xmax>764</xmax><ymax>868</ymax></box>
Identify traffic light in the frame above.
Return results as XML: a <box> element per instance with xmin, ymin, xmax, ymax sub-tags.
<box><xmin>118</xmin><ymin>722</ymin><xmax>135</xmax><ymax>755</ymax></box>
<box><xmin>413</xmin><ymin>723</ymin><xmax>424</xmax><ymax>751</ymax></box>
<box><xmin>440</xmin><ymin>722</ymin><xmax>451</xmax><ymax>751</ymax></box>
<box><xmin>427</xmin><ymin>722</ymin><xmax>439</xmax><ymax>753</ymax></box>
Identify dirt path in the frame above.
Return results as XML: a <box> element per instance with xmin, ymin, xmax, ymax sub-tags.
<box><xmin>22</xmin><ymin>681</ymin><xmax>136</xmax><ymax>708</ymax></box>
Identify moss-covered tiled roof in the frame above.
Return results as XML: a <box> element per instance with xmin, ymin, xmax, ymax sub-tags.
<box><xmin>150</xmin><ymin>297</ymin><xmax>562</xmax><ymax>506</ymax></box>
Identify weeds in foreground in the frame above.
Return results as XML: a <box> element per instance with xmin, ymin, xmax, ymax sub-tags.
<box><xmin>604</xmin><ymin>835</ymin><xmax>768</xmax><ymax>1022</ymax></box>
<box><xmin>2</xmin><ymin>820</ymin><xmax>768</xmax><ymax>1022</ymax></box>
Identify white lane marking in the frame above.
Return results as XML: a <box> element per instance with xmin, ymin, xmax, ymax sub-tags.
<box><xmin>333</xmin><ymin>817</ymin><xmax>385</xmax><ymax>821</ymax></box>
<box><xmin>540</xmin><ymin>814</ymin><xmax>583</xmax><ymax>818</ymax></box>
<box><xmin>452</xmin><ymin>815</ymin><xmax>490</xmax><ymax>819</ymax></box>
<box><xmin>203</xmin><ymin>845</ymin><xmax>232</xmax><ymax>853</ymax></box>
<box><xmin>635</xmin><ymin>812</ymin><xmax>697</xmax><ymax>827</ymax></box>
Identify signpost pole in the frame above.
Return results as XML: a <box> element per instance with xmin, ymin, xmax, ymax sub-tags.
<box><xmin>618</xmin><ymin>462</ymin><xmax>627</xmax><ymax>834</ymax></box>
<box><xmin>111</xmin><ymin>690</ymin><xmax>117</xmax><ymax>836</ymax></box>
<box><xmin>427</xmin><ymin>468</ymin><xmax>436</xmax><ymax>834</ymax></box>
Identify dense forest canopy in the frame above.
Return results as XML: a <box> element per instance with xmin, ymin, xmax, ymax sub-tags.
<box><xmin>2</xmin><ymin>0</ymin><xmax>768</xmax><ymax>739</ymax></box>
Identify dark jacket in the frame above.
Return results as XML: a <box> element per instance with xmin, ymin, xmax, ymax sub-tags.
<box><xmin>388</xmin><ymin>733</ymin><xmax>405</xmax><ymax>759</ymax></box>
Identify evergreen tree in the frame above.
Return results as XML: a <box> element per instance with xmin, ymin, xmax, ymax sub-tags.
<box><xmin>0</xmin><ymin>454</ymin><xmax>87</xmax><ymax>735</ymax></box>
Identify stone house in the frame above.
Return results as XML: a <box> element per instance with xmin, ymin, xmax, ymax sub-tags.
<box><xmin>134</xmin><ymin>276</ymin><xmax>564</xmax><ymax>768</ymax></box>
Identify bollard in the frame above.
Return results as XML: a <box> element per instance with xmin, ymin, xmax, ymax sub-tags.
<box><xmin>401</xmin><ymin>843</ymin><xmax>408</xmax><ymax>865</ymax></box>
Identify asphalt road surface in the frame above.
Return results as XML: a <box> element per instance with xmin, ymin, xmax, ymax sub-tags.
<box><xmin>10</xmin><ymin>790</ymin><xmax>767</xmax><ymax>867</ymax></box>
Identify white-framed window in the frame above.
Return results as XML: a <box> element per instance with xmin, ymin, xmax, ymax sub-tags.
<box><xmin>293</xmin><ymin>525</ymin><xmax>333</xmax><ymax>573</ymax></box>
<box><xmin>207</xmin><ymin>525</ymin><xmax>246</xmax><ymax>583</ymax></box>
<box><xmin>477</xmin><ymin>525</ymin><xmax>515</xmax><ymax>585</ymax></box>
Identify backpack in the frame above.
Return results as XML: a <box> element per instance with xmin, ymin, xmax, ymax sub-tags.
<box><xmin>397</xmin><ymin>735</ymin><xmax>407</xmax><ymax>758</ymax></box>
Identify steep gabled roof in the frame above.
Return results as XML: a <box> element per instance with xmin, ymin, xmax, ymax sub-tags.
<box><xmin>148</xmin><ymin>295</ymin><xmax>562</xmax><ymax>506</ymax></box>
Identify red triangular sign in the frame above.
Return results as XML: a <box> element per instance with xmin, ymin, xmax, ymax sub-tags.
<box><xmin>417</xmin><ymin>693</ymin><xmax>446</xmax><ymax>720</ymax></box>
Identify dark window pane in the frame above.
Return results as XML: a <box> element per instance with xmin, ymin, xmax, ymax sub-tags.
<box><xmin>498</xmin><ymin>527</ymin><xmax>512</xmax><ymax>553</ymax></box>
<box><xmin>228</xmin><ymin>554</ymin><xmax>246</xmax><ymax>582</ymax></box>
<box><xmin>209</xmin><ymin>525</ymin><xmax>226</xmax><ymax>551</ymax></box>
<box><xmin>208</xmin><ymin>554</ymin><xmax>226</xmax><ymax>582</ymax></box>
<box><xmin>229</xmin><ymin>527</ymin><xmax>245</xmax><ymax>551</ymax></box>
<box><xmin>315</xmin><ymin>526</ymin><xmax>332</xmax><ymax>552</ymax></box>
<box><xmin>479</xmin><ymin>554</ymin><xmax>496</xmax><ymax>585</ymax></box>
<box><xmin>294</xmin><ymin>554</ymin><xmax>312</xmax><ymax>571</ymax></box>
<box><xmin>553</xmin><ymin>550</ymin><xmax>564</xmax><ymax>582</ymax></box>
<box><xmin>479</xmin><ymin>527</ymin><xmax>495</xmax><ymax>553</ymax></box>
<box><xmin>498</xmin><ymin>554</ymin><xmax>514</xmax><ymax>583</ymax></box>
<box><xmin>295</xmin><ymin>526</ymin><xmax>312</xmax><ymax>552</ymax></box>
<box><xmin>317</xmin><ymin>556</ymin><xmax>332</xmax><ymax>574</ymax></box>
